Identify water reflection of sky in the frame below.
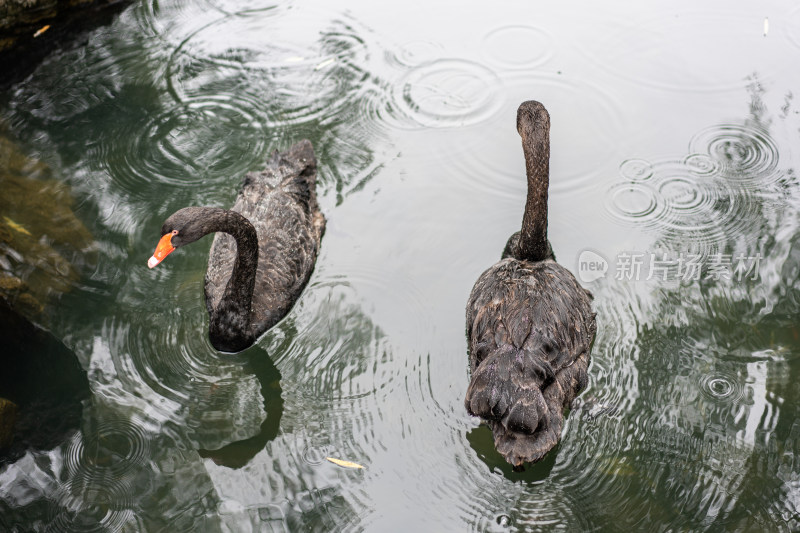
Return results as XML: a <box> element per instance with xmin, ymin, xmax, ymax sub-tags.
<box><xmin>1</xmin><ymin>0</ymin><xmax>800</xmax><ymax>531</ymax></box>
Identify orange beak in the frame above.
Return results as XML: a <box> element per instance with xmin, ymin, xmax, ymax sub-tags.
<box><xmin>148</xmin><ymin>232</ymin><xmax>176</xmax><ymax>268</ymax></box>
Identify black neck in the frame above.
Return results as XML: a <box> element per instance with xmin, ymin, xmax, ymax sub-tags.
<box><xmin>517</xmin><ymin>102</ymin><xmax>550</xmax><ymax>262</ymax></box>
<box><xmin>206</xmin><ymin>209</ymin><xmax>259</xmax><ymax>352</ymax></box>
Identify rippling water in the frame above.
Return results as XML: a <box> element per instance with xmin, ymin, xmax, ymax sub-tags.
<box><xmin>1</xmin><ymin>0</ymin><xmax>800</xmax><ymax>531</ymax></box>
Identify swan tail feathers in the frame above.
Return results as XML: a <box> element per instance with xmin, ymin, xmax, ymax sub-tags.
<box><xmin>465</xmin><ymin>346</ymin><xmax>590</xmax><ymax>467</ymax></box>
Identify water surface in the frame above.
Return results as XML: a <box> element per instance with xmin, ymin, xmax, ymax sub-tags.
<box><xmin>1</xmin><ymin>0</ymin><xmax>799</xmax><ymax>531</ymax></box>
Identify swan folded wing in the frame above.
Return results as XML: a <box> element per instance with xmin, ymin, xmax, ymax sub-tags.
<box><xmin>465</xmin><ymin>258</ymin><xmax>595</xmax><ymax>465</ymax></box>
<box><xmin>465</xmin><ymin>340</ymin><xmax>591</xmax><ymax>465</ymax></box>
<box><xmin>465</xmin><ymin>345</ymin><xmax>549</xmax><ymax>432</ymax></box>
<box><xmin>206</xmin><ymin>232</ymin><xmax>237</xmax><ymax>315</ymax></box>
<box><xmin>205</xmin><ymin>140</ymin><xmax>325</xmax><ymax>338</ymax></box>
<box><xmin>249</xmin><ymin>203</ymin><xmax>319</xmax><ymax>330</ymax></box>
<box><xmin>239</xmin><ymin>139</ymin><xmax>317</xmax><ymax>191</ymax></box>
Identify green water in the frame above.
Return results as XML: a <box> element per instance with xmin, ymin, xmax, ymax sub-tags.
<box><xmin>1</xmin><ymin>0</ymin><xmax>799</xmax><ymax>531</ymax></box>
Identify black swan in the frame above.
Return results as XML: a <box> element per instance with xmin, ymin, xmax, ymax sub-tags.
<box><xmin>148</xmin><ymin>140</ymin><xmax>325</xmax><ymax>353</ymax></box>
<box><xmin>465</xmin><ymin>101</ymin><xmax>596</xmax><ymax>468</ymax></box>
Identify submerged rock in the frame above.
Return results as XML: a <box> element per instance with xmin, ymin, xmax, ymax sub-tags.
<box><xmin>0</xmin><ymin>0</ymin><xmax>132</xmax><ymax>87</ymax></box>
<box><xmin>0</xmin><ymin>397</ymin><xmax>18</xmax><ymax>450</ymax></box>
<box><xmin>0</xmin><ymin>128</ymin><xmax>94</xmax><ymax>464</ymax></box>
<box><xmin>0</xmin><ymin>296</ymin><xmax>90</xmax><ymax>465</ymax></box>
<box><xmin>0</xmin><ymin>128</ymin><xmax>94</xmax><ymax>321</ymax></box>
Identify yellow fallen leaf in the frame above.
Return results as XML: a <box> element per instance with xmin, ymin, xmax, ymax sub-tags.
<box><xmin>314</xmin><ymin>58</ymin><xmax>335</xmax><ymax>71</ymax></box>
<box><xmin>4</xmin><ymin>217</ymin><xmax>32</xmax><ymax>236</ymax></box>
<box><xmin>326</xmin><ymin>457</ymin><xmax>364</xmax><ymax>469</ymax></box>
<box><xmin>33</xmin><ymin>25</ymin><xmax>50</xmax><ymax>38</ymax></box>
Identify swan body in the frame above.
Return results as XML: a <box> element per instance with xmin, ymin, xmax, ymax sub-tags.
<box><xmin>148</xmin><ymin>140</ymin><xmax>325</xmax><ymax>353</ymax></box>
<box><xmin>465</xmin><ymin>102</ymin><xmax>596</xmax><ymax>467</ymax></box>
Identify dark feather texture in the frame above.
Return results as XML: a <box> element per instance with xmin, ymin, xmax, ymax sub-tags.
<box><xmin>156</xmin><ymin>140</ymin><xmax>325</xmax><ymax>353</ymax></box>
<box><xmin>466</xmin><ymin>258</ymin><xmax>595</xmax><ymax>465</ymax></box>
<box><xmin>465</xmin><ymin>102</ymin><xmax>596</xmax><ymax>467</ymax></box>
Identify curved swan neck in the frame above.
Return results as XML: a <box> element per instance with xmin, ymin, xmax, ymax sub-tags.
<box><xmin>517</xmin><ymin>102</ymin><xmax>550</xmax><ymax>262</ymax></box>
<box><xmin>219</xmin><ymin>210</ymin><xmax>258</xmax><ymax>304</ymax></box>
<box><xmin>202</xmin><ymin>208</ymin><xmax>259</xmax><ymax>352</ymax></box>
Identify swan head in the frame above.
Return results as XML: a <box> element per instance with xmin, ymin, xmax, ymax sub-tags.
<box><xmin>148</xmin><ymin>207</ymin><xmax>222</xmax><ymax>268</ymax></box>
<box><xmin>516</xmin><ymin>100</ymin><xmax>550</xmax><ymax>139</ymax></box>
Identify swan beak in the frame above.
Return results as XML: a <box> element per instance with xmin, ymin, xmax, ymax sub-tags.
<box><xmin>148</xmin><ymin>233</ymin><xmax>176</xmax><ymax>268</ymax></box>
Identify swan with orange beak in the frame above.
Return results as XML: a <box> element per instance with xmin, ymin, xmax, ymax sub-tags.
<box><xmin>146</xmin><ymin>140</ymin><xmax>325</xmax><ymax>353</ymax></box>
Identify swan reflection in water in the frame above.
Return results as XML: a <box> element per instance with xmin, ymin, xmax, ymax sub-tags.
<box><xmin>197</xmin><ymin>346</ymin><xmax>284</xmax><ymax>469</ymax></box>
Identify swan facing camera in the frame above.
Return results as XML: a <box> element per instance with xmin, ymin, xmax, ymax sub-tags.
<box><xmin>577</xmin><ymin>249</ymin><xmax>608</xmax><ymax>283</ymax></box>
<box><xmin>465</xmin><ymin>101</ymin><xmax>596</xmax><ymax>468</ymax></box>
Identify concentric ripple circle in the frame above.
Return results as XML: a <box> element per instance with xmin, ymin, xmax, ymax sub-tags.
<box><xmin>106</xmin><ymin>98</ymin><xmax>268</xmax><ymax>195</ymax></box>
<box><xmin>444</xmin><ymin>74</ymin><xmax>624</xmax><ymax>198</ymax></box>
<box><xmin>392</xmin><ymin>59</ymin><xmax>503</xmax><ymax>128</ymax></box>
<box><xmin>689</xmin><ymin>124</ymin><xmax>780</xmax><ymax>183</ymax></box>
<box><xmin>700</xmin><ymin>373</ymin><xmax>744</xmax><ymax>404</ymax></box>
<box><xmin>605</xmin><ymin>183</ymin><xmax>663</xmax><ymax>223</ymax></box>
<box><xmin>108</xmin><ymin>272</ymin><xmax>260</xmax><ymax>440</ymax></box>
<box><xmin>49</xmin><ymin>495</ymin><xmax>134</xmax><ymax>533</ymax></box>
<box><xmin>50</xmin><ymin>418</ymin><xmax>151</xmax><ymax>531</ymax></box>
<box><xmin>607</xmin><ymin>165</ymin><xmax>764</xmax><ymax>253</ymax></box>
<box><xmin>683</xmin><ymin>153</ymin><xmax>720</xmax><ymax>177</ymax></box>
<box><xmin>302</xmin><ymin>443</ymin><xmax>334</xmax><ymax>465</ymax></box>
<box><xmin>619</xmin><ymin>159</ymin><xmax>655</xmax><ymax>181</ymax></box>
<box><xmin>658</xmin><ymin>176</ymin><xmax>704</xmax><ymax>211</ymax></box>
<box><xmin>273</xmin><ymin>264</ymin><xmax>431</xmax><ymax>401</ymax></box>
<box><xmin>608</xmin><ymin>118</ymin><xmax>782</xmax><ymax>254</ymax></box>
<box><xmin>389</xmin><ymin>40</ymin><xmax>445</xmax><ymax>67</ymax></box>
<box><xmin>482</xmin><ymin>25</ymin><xmax>554</xmax><ymax>69</ymax></box>
<box><xmin>64</xmin><ymin>419</ymin><xmax>150</xmax><ymax>479</ymax></box>
<box><xmin>164</xmin><ymin>10</ymin><xmax>377</xmax><ymax>130</ymax></box>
